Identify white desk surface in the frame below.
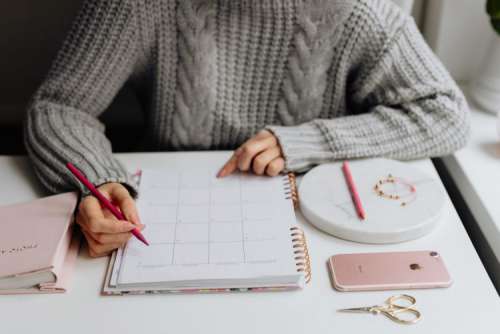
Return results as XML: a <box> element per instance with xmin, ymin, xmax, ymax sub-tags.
<box><xmin>1</xmin><ymin>153</ymin><xmax>499</xmax><ymax>334</ymax></box>
<box><xmin>440</xmin><ymin>108</ymin><xmax>500</xmax><ymax>264</ymax></box>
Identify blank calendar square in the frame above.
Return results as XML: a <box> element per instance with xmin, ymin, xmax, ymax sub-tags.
<box><xmin>181</xmin><ymin>170</ymin><xmax>211</xmax><ymax>188</ymax></box>
<box><xmin>244</xmin><ymin>240</ymin><xmax>278</xmax><ymax>263</ymax></box>
<box><xmin>179</xmin><ymin>189</ymin><xmax>210</xmax><ymax>205</ymax></box>
<box><xmin>240</xmin><ymin>173</ymin><xmax>275</xmax><ymax>188</ymax></box>
<box><xmin>142</xmin><ymin>189</ymin><xmax>178</xmax><ymax>206</ymax></box>
<box><xmin>173</xmin><ymin>243</ymin><xmax>209</xmax><ymax>265</ymax></box>
<box><xmin>175</xmin><ymin>224</ymin><xmax>209</xmax><ymax>243</ymax></box>
<box><xmin>209</xmin><ymin>242</ymin><xmax>244</xmax><ymax>264</ymax></box>
<box><xmin>144</xmin><ymin>224</ymin><xmax>176</xmax><ymax>244</ymax></box>
<box><xmin>241</xmin><ymin>186</ymin><xmax>271</xmax><ymax>203</ymax></box>
<box><xmin>211</xmin><ymin>204</ymin><xmax>242</xmax><ymax>222</ymax></box>
<box><xmin>211</xmin><ymin>173</ymin><xmax>240</xmax><ymax>188</ymax></box>
<box><xmin>244</xmin><ymin>221</ymin><xmax>277</xmax><ymax>241</ymax></box>
<box><xmin>210</xmin><ymin>223</ymin><xmax>242</xmax><ymax>242</ymax></box>
<box><xmin>142</xmin><ymin>171</ymin><xmax>178</xmax><ymax>189</ymax></box>
<box><xmin>131</xmin><ymin>243</ymin><xmax>174</xmax><ymax>267</ymax></box>
<box><xmin>143</xmin><ymin>205</ymin><xmax>177</xmax><ymax>224</ymax></box>
<box><xmin>243</xmin><ymin>203</ymin><xmax>274</xmax><ymax>220</ymax></box>
<box><xmin>178</xmin><ymin>205</ymin><xmax>210</xmax><ymax>223</ymax></box>
<box><xmin>211</xmin><ymin>187</ymin><xmax>241</xmax><ymax>204</ymax></box>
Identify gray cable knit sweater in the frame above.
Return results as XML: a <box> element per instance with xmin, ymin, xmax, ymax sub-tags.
<box><xmin>25</xmin><ymin>0</ymin><xmax>470</xmax><ymax>195</ymax></box>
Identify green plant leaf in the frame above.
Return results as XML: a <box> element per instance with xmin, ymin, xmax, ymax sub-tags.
<box><xmin>487</xmin><ymin>0</ymin><xmax>500</xmax><ymax>35</ymax></box>
<box><xmin>487</xmin><ymin>0</ymin><xmax>500</xmax><ymax>18</ymax></box>
<box><xmin>492</xmin><ymin>18</ymin><xmax>500</xmax><ymax>35</ymax></box>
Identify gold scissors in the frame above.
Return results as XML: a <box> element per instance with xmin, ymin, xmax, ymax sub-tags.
<box><xmin>337</xmin><ymin>294</ymin><xmax>422</xmax><ymax>325</ymax></box>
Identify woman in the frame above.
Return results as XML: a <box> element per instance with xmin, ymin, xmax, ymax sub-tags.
<box><xmin>25</xmin><ymin>0</ymin><xmax>470</xmax><ymax>257</ymax></box>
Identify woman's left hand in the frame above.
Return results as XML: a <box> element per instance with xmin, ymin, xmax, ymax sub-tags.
<box><xmin>218</xmin><ymin>130</ymin><xmax>285</xmax><ymax>178</ymax></box>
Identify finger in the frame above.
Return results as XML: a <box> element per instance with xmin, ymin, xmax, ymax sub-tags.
<box><xmin>83</xmin><ymin>188</ymin><xmax>141</xmax><ymax>229</ymax></box>
<box><xmin>266</xmin><ymin>158</ymin><xmax>286</xmax><ymax>177</ymax></box>
<box><xmin>94</xmin><ymin>242</ymin><xmax>123</xmax><ymax>254</ymax></box>
<box><xmin>106</xmin><ymin>185</ymin><xmax>137</xmax><ymax>219</ymax></box>
<box><xmin>81</xmin><ymin>227</ymin><xmax>132</xmax><ymax>246</ymax></box>
<box><xmin>79</xmin><ymin>196</ymin><xmax>109</xmax><ymax>231</ymax></box>
<box><xmin>88</xmin><ymin>248</ymin><xmax>113</xmax><ymax>258</ymax></box>
<box><xmin>255</xmin><ymin>129</ymin><xmax>273</xmax><ymax>139</ymax></box>
<box><xmin>119</xmin><ymin>197</ymin><xmax>141</xmax><ymax>226</ymax></box>
<box><xmin>75</xmin><ymin>207</ymin><xmax>87</xmax><ymax>228</ymax></box>
<box><xmin>102</xmin><ymin>208</ymin><xmax>116</xmax><ymax>219</ymax></box>
<box><xmin>87</xmin><ymin>244</ymin><xmax>122</xmax><ymax>258</ymax></box>
<box><xmin>86</xmin><ymin>217</ymin><xmax>135</xmax><ymax>234</ymax></box>
<box><xmin>252</xmin><ymin>147</ymin><xmax>282</xmax><ymax>176</ymax></box>
<box><xmin>82</xmin><ymin>230</ymin><xmax>110</xmax><ymax>258</ymax></box>
<box><xmin>238</xmin><ymin>136</ymin><xmax>278</xmax><ymax>172</ymax></box>
<box><xmin>217</xmin><ymin>154</ymin><xmax>239</xmax><ymax>178</ymax></box>
<box><xmin>107</xmin><ymin>184</ymin><xmax>130</xmax><ymax>202</ymax></box>
<box><xmin>82</xmin><ymin>230</ymin><xmax>97</xmax><ymax>247</ymax></box>
<box><xmin>92</xmin><ymin>231</ymin><xmax>133</xmax><ymax>245</ymax></box>
<box><xmin>83</xmin><ymin>231</ymin><xmax>124</xmax><ymax>257</ymax></box>
<box><xmin>79</xmin><ymin>196</ymin><xmax>104</xmax><ymax>222</ymax></box>
<box><xmin>103</xmin><ymin>184</ymin><xmax>142</xmax><ymax>226</ymax></box>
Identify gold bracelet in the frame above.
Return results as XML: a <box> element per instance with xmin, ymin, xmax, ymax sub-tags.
<box><xmin>374</xmin><ymin>174</ymin><xmax>417</xmax><ymax>207</ymax></box>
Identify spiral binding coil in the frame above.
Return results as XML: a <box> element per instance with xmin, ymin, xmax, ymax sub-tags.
<box><xmin>283</xmin><ymin>173</ymin><xmax>310</xmax><ymax>283</ymax></box>
<box><xmin>283</xmin><ymin>173</ymin><xmax>299</xmax><ymax>209</ymax></box>
<box><xmin>290</xmin><ymin>227</ymin><xmax>312</xmax><ymax>284</ymax></box>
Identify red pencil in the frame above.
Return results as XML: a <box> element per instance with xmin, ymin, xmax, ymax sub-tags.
<box><xmin>66</xmin><ymin>162</ymin><xmax>149</xmax><ymax>246</ymax></box>
<box><xmin>341</xmin><ymin>161</ymin><xmax>366</xmax><ymax>221</ymax></box>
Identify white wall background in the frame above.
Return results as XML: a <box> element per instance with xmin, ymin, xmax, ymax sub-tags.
<box><xmin>423</xmin><ymin>0</ymin><xmax>494</xmax><ymax>83</ymax></box>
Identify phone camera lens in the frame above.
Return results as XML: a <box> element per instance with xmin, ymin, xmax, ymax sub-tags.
<box><xmin>430</xmin><ymin>251</ymin><xmax>439</xmax><ymax>257</ymax></box>
<box><xmin>410</xmin><ymin>263</ymin><xmax>422</xmax><ymax>270</ymax></box>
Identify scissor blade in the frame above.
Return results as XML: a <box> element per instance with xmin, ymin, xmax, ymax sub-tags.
<box><xmin>337</xmin><ymin>307</ymin><xmax>373</xmax><ymax>313</ymax></box>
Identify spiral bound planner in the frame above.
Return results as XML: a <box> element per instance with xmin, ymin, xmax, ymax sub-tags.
<box><xmin>104</xmin><ymin>167</ymin><xmax>310</xmax><ymax>295</ymax></box>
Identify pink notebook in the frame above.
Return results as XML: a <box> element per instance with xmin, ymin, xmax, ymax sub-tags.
<box><xmin>0</xmin><ymin>192</ymin><xmax>80</xmax><ymax>294</ymax></box>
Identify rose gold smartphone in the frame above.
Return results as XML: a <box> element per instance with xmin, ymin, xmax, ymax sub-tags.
<box><xmin>328</xmin><ymin>251</ymin><xmax>452</xmax><ymax>292</ymax></box>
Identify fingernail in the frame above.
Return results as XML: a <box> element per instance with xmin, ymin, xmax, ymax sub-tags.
<box><xmin>140</xmin><ymin>224</ymin><xmax>146</xmax><ymax>231</ymax></box>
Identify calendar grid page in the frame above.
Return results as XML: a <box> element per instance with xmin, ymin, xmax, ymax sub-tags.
<box><xmin>115</xmin><ymin>167</ymin><xmax>298</xmax><ymax>285</ymax></box>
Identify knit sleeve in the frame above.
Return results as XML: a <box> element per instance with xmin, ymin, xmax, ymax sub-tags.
<box><xmin>268</xmin><ymin>8</ymin><xmax>470</xmax><ymax>173</ymax></box>
<box><xmin>24</xmin><ymin>0</ymin><xmax>141</xmax><ymax>195</ymax></box>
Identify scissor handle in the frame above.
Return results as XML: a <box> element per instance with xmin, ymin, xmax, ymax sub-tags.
<box><xmin>381</xmin><ymin>295</ymin><xmax>422</xmax><ymax>325</ymax></box>
<box><xmin>386</xmin><ymin>294</ymin><xmax>417</xmax><ymax>311</ymax></box>
<box><xmin>380</xmin><ymin>306</ymin><xmax>422</xmax><ymax>325</ymax></box>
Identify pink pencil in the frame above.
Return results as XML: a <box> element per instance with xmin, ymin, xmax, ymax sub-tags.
<box><xmin>66</xmin><ymin>162</ymin><xmax>149</xmax><ymax>246</ymax></box>
<box><xmin>341</xmin><ymin>161</ymin><xmax>366</xmax><ymax>221</ymax></box>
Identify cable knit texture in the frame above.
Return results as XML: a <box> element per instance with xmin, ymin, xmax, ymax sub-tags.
<box><xmin>172</xmin><ymin>0</ymin><xmax>217</xmax><ymax>149</ymax></box>
<box><xmin>25</xmin><ymin>0</ymin><xmax>470</xmax><ymax>195</ymax></box>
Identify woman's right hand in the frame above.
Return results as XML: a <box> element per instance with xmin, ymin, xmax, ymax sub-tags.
<box><xmin>76</xmin><ymin>183</ymin><xmax>144</xmax><ymax>258</ymax></box>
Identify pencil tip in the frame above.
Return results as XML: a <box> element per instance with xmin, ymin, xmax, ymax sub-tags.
<box><xmin>136</xmin><ymin>233</ymin><xmax>150</xmax><ymax>246</ymax></box>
